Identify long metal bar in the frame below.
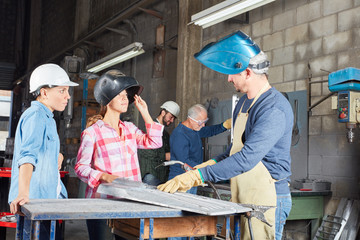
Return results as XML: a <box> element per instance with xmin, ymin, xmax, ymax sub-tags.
<box><xmin>308</xmin><ymin>92</ymin><xmax>336</xmax><ymax>111</ymax></box>
<box><xmin>97</xmin><ymin>179</ymin><xmax>252</xmax><ymax>216</ymax></box>
<box><xmin>308</xmin><ymin>79</ymin><xmax>328</xmax><ymax>84</ymax></box>
<box><xmin>307</xmin><ymin>62</ymin><xmax>312</xmax><ymax>179</ymax></box>
<box><xmin>81</xmin><ymin>78</ymin><xmax>88</xmax><ymax>131</ymax></box>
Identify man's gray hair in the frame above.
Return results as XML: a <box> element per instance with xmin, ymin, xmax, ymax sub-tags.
<box><xmin>188</xmin><ymin>104</ymin><xmax>207</xmax><ymax>119</ymax></box>
<box><xmin>248</xmin><ymin>51</ymin><xmax>269</xmax><ymax>75</ymax></box>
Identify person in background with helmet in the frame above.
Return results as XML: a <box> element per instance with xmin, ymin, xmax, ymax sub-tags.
<box><xmin>8</xmin><ymin>63</ymin><xmax>78</xmax><ymax>239</ymax></box>
<box><xmin>158</xmin><ymin>31</ymin><xmax>293</xmax><ymax>240</ymax></box>
<box><xmin>75</xmin><ymin>69</ymin><xmax>163</xmax><ymax>240</ymax></box>
<box><xmin>138</xmin><ymin>100</ymin><xmax>180</xmax><ymax>186</ymax></box>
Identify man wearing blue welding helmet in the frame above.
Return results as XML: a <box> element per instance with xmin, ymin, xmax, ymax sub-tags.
<box><xmin>158</xmin><ymin>31</ymin><xmax>293</xmax><ymax>240</ymax></box>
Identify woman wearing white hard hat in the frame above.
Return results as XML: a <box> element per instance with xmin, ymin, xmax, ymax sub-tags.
<box><xmin>8</xmin><ymin>63</ymin><xmax>78</xmax><ymax>239</ymax></box>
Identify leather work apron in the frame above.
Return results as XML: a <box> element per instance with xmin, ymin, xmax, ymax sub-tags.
<box><xmin>230</xmin><ymin>83</ymin><xmax>276</xmax><ymax>240</ymax></box>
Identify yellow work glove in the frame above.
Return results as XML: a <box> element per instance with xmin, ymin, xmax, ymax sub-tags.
<box><xmin>193</xmin><ymin>159</ymin><xmax>217</xmax><ymax>169</ymax></box>
<box><xmin>222</xmin><ymin>118</ymin><xmax>232</xmax><ymax>129</ymax></box>
<box><xmin>157</xmin><ymin>170</ymin><xmax>204</xmax><ymax>193</ymax></box>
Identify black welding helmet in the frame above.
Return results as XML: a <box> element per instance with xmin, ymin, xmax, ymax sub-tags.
<box><xmin>94</xmin><ymin>69</ymin><xmax>143</xmax><ymax>106</ymax></box>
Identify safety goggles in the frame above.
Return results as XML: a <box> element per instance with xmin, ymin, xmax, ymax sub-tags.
<box><xmin>188</xmin><ymin>115</ymin><xmax>209</xmax><ymax>126</ymax></box>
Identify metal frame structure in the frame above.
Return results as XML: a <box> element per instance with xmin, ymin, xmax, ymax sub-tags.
<box><xmin>15</xmin><ymin>199</ymin><xmax>245</xmax><ymax>240</ymax></box>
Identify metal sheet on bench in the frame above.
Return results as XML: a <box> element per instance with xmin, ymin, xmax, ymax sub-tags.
<box><xmin>21</xmin><ymin>198</ymin><xmax>185</xmax><ymax>220</ymax></box>
<box><xmin>97</xmin><ymin>178</ymin><xmax>251</xmax><ymax>216</ymax></box>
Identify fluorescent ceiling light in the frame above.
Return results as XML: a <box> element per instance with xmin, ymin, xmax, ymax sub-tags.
<box><xmin>191</xmin><ymin>0</ymin><xmax>275</xmax><ymax>28</ymax></box>
<box><xmin>86</xmin><ymin>42</ymin><xmax>145</xmax><ymax>73</ymax></box>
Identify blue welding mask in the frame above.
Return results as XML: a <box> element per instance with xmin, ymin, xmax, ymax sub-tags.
<box><xmin>194</xmin><ymin>31</ymin><xmax>261</xmax><ymax>75</ymax></box>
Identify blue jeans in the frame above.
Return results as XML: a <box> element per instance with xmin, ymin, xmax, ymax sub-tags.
<box><xmin>275</xmin><ymin>193</ymin><xmax>292</xmax><ymax>240</ymax></box>
<box><xmin>187</xmin><ymin>186</ymin><xmax>197</xmax><ymax>194</ymax></box>
<box><xmin>142</xmin><ymin>173</ymin><xmax>162</xmax><ymax>186</ymax></box>
<box><xmin>86</xmin><ymin>219</ymin><xmax>114</xmax><ymax>240</ymax></box>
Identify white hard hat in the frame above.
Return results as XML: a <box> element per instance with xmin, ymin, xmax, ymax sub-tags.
<box><xmin>160</xmin><ymin>101</ymin><xmax>180</xmax><ymax>118</ymax></box>
<box><xmin>29</xmin><ymin>63</ymin><xmax>79</xmax><ymax>93</ymax></box>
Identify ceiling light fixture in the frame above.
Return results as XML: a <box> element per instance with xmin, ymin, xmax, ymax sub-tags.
<box><xmin>190</xmin><ymin>0</ymin><xmax>275</xmax><ymax>29</ymax></box>
<box><xmin>86</xmin><ymin>42</ymin><xmax>145</xmax><ymax>73</ymax></box>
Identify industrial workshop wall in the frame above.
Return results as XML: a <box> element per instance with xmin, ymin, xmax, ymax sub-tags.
<box><xmin>195</xmin><ymin>0</ymin><xmax>360</xmax><ymax>199</ymax></box>
<box><xmin>71</xmin><ymin>0</ymin><xmax>179</xmax><ymax>131</ymax></box>
<box><xmin>20</xmin><ymin>0</ymin><xmax>179</xmax><ymax>197</ymax></box>
<box><xmin>19</xmin><ymin>0</ymin><xmax>359</xmax><ymax>200</ymax></box>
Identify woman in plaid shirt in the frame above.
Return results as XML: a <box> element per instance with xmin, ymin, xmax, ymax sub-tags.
<box><xmin>75</xmin><ymin>70</ymin><xmax>163</xmax><ymax>240</ymax></box>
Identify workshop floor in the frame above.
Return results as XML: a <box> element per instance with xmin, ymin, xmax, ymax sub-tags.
<box><xmin>5</xmin><ymin>219</ymin><xmax>89</xmax><ymax>240</ymax></box>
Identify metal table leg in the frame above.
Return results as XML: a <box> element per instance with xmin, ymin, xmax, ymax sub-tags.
<box><xmin>16</xmin><ymin>215</ymin><xmax>24</xmax><ymax>240</ymax></box>
<box><xmin>139</xmin><ymin>218</ymin><xmax>145</xmax><ymax>240</ymax></box>
<box><xmin>225</xmin><ymin>215</ymin><xmax>231</xmax><ymax>240</ymax></box>
<box><xmin>23</xmin><ymin>218</ymin><xmax>33</xmax><ymax>239</ymax></box>
<box><xmin>50</xmin><ymin>220</ymin><xmax>56</xmax><ymax>240</ymax></box>
<box><xmin>234</xmin><ymin>215</ymin><xmax>241</xmax><ymax>240</ymax></box>
<box><xmin>149</xmin><ymin>218</ymin><xmax>154</xmax><ymax>240</ymax></box>
<box><xmin>32</xmin><ymin>220</ymin><xmax>40</xmax><ymax>240</ymax></box>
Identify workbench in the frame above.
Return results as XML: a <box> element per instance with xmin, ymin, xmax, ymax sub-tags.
<box><xmin>288</xmin><ymin>189</ymin><xmax>331</xmax><ymax>239</ymax></box>
<box><xmin>17</xmin><ymin>198</ymin><xmax>248</xmax><ymax>240</ymax></box>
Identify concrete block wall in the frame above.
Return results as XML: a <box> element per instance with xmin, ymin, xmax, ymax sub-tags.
<box><xmin>200</xmin><ymin>0</ymin><xmax>360</xmax><ymax>198</ymax></box>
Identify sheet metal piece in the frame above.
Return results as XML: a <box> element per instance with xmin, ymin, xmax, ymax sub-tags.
<box><xmin>98</xmin><ymin>178</ymin><xmax>251</xmax><ymax>216</ymax></box>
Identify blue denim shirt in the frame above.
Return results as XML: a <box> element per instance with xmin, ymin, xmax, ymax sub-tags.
<box><xmin>8</xmin><ymin>101</ymin><xmax>67</xmax><ymax>204</ymax></box>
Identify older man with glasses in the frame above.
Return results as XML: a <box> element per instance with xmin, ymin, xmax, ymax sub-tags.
<box><xmin>167</xmin><ymin>104</ymin><xmax>231</xmax><ymax>195</ymax></box>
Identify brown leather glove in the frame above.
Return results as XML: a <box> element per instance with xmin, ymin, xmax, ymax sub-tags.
<box><xmin>222</xmin><ymin>118</ymin><xmax>232</xmax><ymax>129</ymax></box>
<box><xmin>157</xmin><ymin>170</ymin><xmax>203</xmax><ymax>193</ymax></box>
<box><xmin>193</xmin><ymin>159</ymin><xmax>217</xmax><ymax>169</ymax></box>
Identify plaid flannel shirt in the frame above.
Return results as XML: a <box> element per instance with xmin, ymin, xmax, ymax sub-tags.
<box><xmin>75</xmin><ymin>119</ymin><xmax>163</xmax><ymax>198</ymax></box>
